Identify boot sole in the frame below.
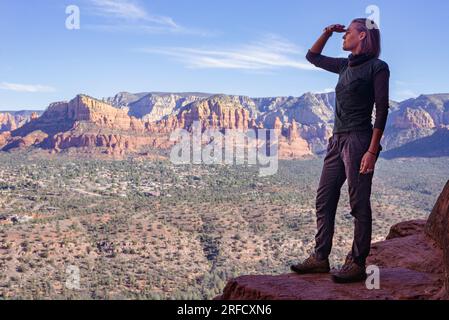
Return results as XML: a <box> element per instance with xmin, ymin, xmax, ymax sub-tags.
<box><xmin>290</xmin><ymin>265</ymin><xmax>330</xmax><ymax>274</ymax></box>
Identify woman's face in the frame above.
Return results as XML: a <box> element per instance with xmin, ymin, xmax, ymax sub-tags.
<box><xmin>342</xmin><ymin>23</ymin><xmax>366</xmax><ymax>52</ymax></box>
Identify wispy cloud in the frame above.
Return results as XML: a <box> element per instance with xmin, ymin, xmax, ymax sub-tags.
<box><xmin>86</xmin><ymin>0</ymin><xmax>215</xmax><ymax>36</ymax></box>
<box><xmin>89</xmin><ymin>0</ymin><xmax>176</xmax><ymax>26</ymax></box>
<box><xmin>137</xmin><ymin>33</ymin><xmax>318</xmax><ymax>71</ymax></box>
<box><xmin>0</xmin><ymin>82</ymin><xmax>56</xmax><ymax>93</ymax></box>
<box><xmin>314</xmin><ymin>88</ymin><xmax>335</xmax><ymax>94</ymax></box>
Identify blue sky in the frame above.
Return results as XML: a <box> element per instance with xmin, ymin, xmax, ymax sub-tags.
<box><xmin>1</xmin><ymin>0</ymin><xmax>448</xmax><ymax>110</ymax></box>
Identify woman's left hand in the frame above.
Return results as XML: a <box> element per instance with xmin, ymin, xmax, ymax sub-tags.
<box><xmin>360</xmin><ymin>152</ymin><xmax>377</xmax><ymax>174</ymax></box>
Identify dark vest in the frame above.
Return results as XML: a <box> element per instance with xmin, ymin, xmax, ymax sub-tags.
<box><xmin>334</xmin><ymin>57</ymin><xmax>387</xmax><ymax>133</ymax></box>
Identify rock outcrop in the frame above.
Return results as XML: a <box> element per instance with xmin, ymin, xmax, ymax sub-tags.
<box><xmin>382</xmin><ymin>126</ymin><xmax>449</xmax><ymax>159</ymax></box>
<box><xmin>389</xmin><ymin>94</ymin><xmax>449</xmax><ymax>129</ymax></box>
<box><xmin>47</xmin><ymin>95</ymin><xmax>146</xmax><ymax>132</ymax></box>
<box><xmin>128</xmin><ymin>92</ymin><xmax>213</xmax><ymax>122</ymax></box>
<box><xmin>146</xmin><ymin>95</ymin><xmax>259</xmax><ymax>132</ymax></box>
<box><xmin>1</xmin><ymin>130</ymin><xmax>48</xmax><ymax>152</ymax></box>
<box><xmin>217</xmin><ymin>180</ymin><xmax>449</xmax><ymax>300</ymax></box>
<box><xmin>103</xmin><ymin>91</ymin><xmax>149</xmax><ymax>108</ymax></box>
<box><xmin>0</xmin><ymin>113</ymin><xmax>18</xmax><ymax>132</ymax></box>
<box><xmin>382</xmin><ymin>93</ymin><xmax>449</xmax><ymax>150</ymax></box>
<box><xmin>276</xmin><ymin>119</ymin><xmax>313</xmax><ymax>159</ymax></box>
<box><xmin>0</xmin><ymin>131</ymin><xmax>11</xmax><ymax>148</ymax></box>
<box><xmin>0</xmin><ymin>111</ymin><xmax>41</xmax><ymax>132</ymax></box>
<box><xmin>425</xmin><ymin>180</ymin><xmax>449</xmax><ymax>298</ymax></box>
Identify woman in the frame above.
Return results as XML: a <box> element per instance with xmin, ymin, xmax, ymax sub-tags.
<box><xmin>290</xmin><ymin>18</ymin><xmax>390</xmax><ymax>283</ymax></box>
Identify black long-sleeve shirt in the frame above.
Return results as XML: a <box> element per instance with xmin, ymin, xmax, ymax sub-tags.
<box><xmin>306</xmin><ymin>50</ymin><xmax>390</xmax><ymax>132</ymax></box>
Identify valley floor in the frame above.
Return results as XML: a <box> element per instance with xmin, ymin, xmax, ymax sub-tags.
<box><xmin>0</xmin><ymin>151</ymin><xmax>448</xmax><ymax>299</ymax></box>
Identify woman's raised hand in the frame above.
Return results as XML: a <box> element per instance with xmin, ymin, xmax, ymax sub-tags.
<box><xmin>323</xmin><ymin>24</ymin><xmax>347</xmax><ymax>36</ymax></box>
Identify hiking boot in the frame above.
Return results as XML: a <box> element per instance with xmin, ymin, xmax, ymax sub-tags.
<box><xmin>290</xmin><ymin>253</ymin><xmax>330</xmax><ymax>274</ymax></box>
<box><xmin>331</xmin><ymin>254</ymin><xmax>367</xmax><ymax>283</ymax></box>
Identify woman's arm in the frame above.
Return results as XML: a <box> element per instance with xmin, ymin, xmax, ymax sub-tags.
<box><xmin>306</xmin><ymin>24</ymin><xmax>348</xmax><ymax>74</ymax></box>
<box><xmin>368</xmin><ymin>68</ymin><xmax>390</xmax><ymax>155</ymax></box>
<box><xmin>360</xmin><ymin>67</ymin><xmax>390</xmax><ymax>174</ymax></box>
<box><xmin>372</xmin><ymin>68</ymin><xmax>390</xmax><ymax>132</ymax></box>
<box><xmin>310</xmin><ymin>27</ymin><xmax>335</xmax><ymax>54</ymax></box>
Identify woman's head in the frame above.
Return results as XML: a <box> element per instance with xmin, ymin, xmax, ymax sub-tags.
<box><xmin>343</xmin><ymin>18</ymin><xmax>381</xmax><ymax>58</ymax></box>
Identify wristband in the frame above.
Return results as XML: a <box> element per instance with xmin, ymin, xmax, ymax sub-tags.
<box><xmin>367</xmin><ymin>150</ymin><xmax>377</xmax><ymax>156</ymax></box>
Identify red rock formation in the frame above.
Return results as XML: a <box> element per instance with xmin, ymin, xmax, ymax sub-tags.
<box><xmin>250</xmin><ymin>118</ymin><xmax>258</xmax><ymax>129</ymax></box>
<box><xmin>0</xmin><ymin>131</ymin><xmax>11</xmax><ymax>148</ymax></box>
<box><xmin>154</xmin><ymin>97</ymin><xmax>251</xmax><ymax>132</ymax></box>
<box><xmin>0</xmin><ymin>112</ymin><xmax>35</xmax><ymax>132</ymax></box>
<box><xmin>217</xmin><ymin>268</ymin><xmax>440</xmax><ymax>300</ymax></box>
<box><xmin>217</xmin><ymin>181</ymin><xmax>449</xmax><ymax>300</ymax></box>
<box><xmin>273</xmin><ymin>117</ymin><xmax>282</xmax><ymax>134</ymax></box>
<box><xmin>0</xmin><ymin>113</ymin><xmax>17</xmax><ymax>131</ymax></box>
<box><xmin>4</xmin><ymin>131</ymin><xmax>48</xmax><ymax>151</ymax></box>
<box><xmin>1</xmin><ymin>94</ymin><xmax>315</xmax><ymax>159</ymax></box>
<box><xmin>287</xmin><ymin>121</ymin><xmax>299</xmax><ymax>142</ymax></box>
<box><xmin>425</xmin><ymin>180</ymin><xmax>449</xmax><ymax>298</ymax></box>
<box><xmin>393</xmin><ymin>108</ymin><xmax>435</xmax><ymax>129</ymax></box>
<box><xmin>276</xmin><ymin>138</ymin><xmax>313</xmax><ymax>159</ymax></box>
<box><xmin>47</xmin><ymin>95</ymin><xmax>145</xmax><ymax>132</ymax></box>
<box><xmin>148</xmin><ymin>103</ymin><xmax>313</xmax><ymax>160</ymax></box>
<box><xmin>2</xmin><ymin>95</ymin><xmax>151</xmax><ymax>155</ymax></box>
<box><xmin>50</xmin><ymin>132</ymin><xmax>151</xmax><ymax>154</ymax></box>
<box><xmin>30</xmin><ymin>112</ymin><xmax>39</xmax><ymax>121</ymax></box>
<box><xmin>275</xmin><ymin>120</ymin><xmax>313</xmax><ymax>159</ymax></box>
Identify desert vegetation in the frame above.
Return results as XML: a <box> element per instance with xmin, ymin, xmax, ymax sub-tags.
<box><xmin>1</xmin><ymin>150</ymin><xmax>448</xmax><ymax>299</ymax></box>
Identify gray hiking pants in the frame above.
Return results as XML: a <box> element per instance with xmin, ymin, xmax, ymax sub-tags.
<box><xmin>314</xmin><ymin>129</ymin><xmax>382</xmax><ymax>266</ymax></box>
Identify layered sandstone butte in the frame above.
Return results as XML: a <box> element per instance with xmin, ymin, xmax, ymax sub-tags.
<box><xmin>45</xmin><ymin>95</ymin><xmax>145</xmax><ymax>132</ymax></box>
<box><xmin>1</xmin><ymin>95</ymin><xmax>151</xmax><ymax>156</ymax></box>
<box><xmin>148</xmin><ymin>96</ymin><xmax>313</xmax><ymax>159</ymax></box>
<box><xmin>170</xmin><ymin>95</ymin><xmax>252</xmax><ymax>131</ymax></box>
<box><xmin>41</xmin><ymin>95</ymin><xmax>153</xmax><ymax>156</ymax></box>
<box><xmin>148</xmin><ymin>95</ymin><xmax>257</xmax><ymax>132</ymax></box>
<box><xmin>217</xmin><ymin>180</ymin><xmax>449</xmax><ymax>300</ymax></box>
